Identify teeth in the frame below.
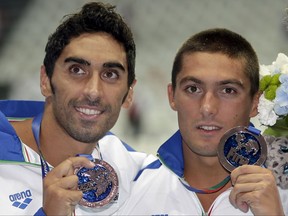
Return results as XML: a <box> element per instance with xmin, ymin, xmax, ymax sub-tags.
<box><xmin>199</xmin><ymin>126</ymin><xmax>219</xmax><ymax>131</ymax></box>
<box><xmin>77</xmin><ymin>108</ymin><xmax>101</xmax><ymax>115</ymax></box>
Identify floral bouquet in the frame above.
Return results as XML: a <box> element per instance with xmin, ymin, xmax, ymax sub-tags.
<box><xmin>258</xmin><ymin>53</ymin><xmax>288</xmax><ymax>136</ymax></box>
<box><xmin>257</xmin><ymin>53</ymin><xmax>288</xmax><ymax>189</ymax></box>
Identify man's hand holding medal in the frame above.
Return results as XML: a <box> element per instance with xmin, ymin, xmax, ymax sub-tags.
<box><xmin>43</xmin><ymin>157</ymin><xmax>95</xmax><ymax>215</ymax></box>
<box><xmin>218</xmin><ymin>126</ymin><xmax>285</xmax><ymax>215</ymax></box>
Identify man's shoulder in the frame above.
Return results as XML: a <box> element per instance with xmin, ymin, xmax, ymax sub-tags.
<box><xmin>99</xmin><ymin>132</ymin><xmax>153</xmax><ymax>166</ymax></box>
<box><xmin>0</xmin><ymin>100</ymin><xmax>44</xmax><ymax>162</ymax></box>
<box><xmin>103</xmin><ymin>131</ymin><xmax>136</xmax><ymax>152</ymax></box>
<box><xmin>0</xmin><ymin>110</ymin><xmax>25</xmax><ymax>162</ymax></box>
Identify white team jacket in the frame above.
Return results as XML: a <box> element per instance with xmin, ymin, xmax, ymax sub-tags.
<box><xmin>0</xmin><ymin>133</ymin><xmax>152</xmax><ymax>215</ymax></box>
<box><xmin>0</xmin><ymin>100</ymin><xmax>154</xmax><ymax>215</ymax></box>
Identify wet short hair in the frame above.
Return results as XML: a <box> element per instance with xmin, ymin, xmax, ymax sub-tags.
<box><xmin>171</xmin><ymin>28</ymin><xmax>259</xmax><ymax>97</ymax></box>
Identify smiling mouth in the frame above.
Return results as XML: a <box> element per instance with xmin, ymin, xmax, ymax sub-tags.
<box><xmin>198</xmin><ymin>125</ymin><xmax>221</xmax><ymax>131</ymax></box>
<box><xmin>76</xmin><ymin>107</ymin><xmax>102</xmax><ymax>115</ymax></box>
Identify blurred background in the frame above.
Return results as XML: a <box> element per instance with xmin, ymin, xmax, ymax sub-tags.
<box><xmin>0</xmin><ymin>0</ymin><xmax>287</xmax><ymax>155</ymax></box>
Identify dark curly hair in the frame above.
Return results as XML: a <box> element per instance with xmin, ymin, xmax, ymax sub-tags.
<box><xmin>43</xmin><ymin>2</ymin><xmax>136</xmax><ymax>87</ymax></box>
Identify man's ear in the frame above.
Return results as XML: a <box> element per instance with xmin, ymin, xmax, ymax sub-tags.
<box><xmin>122</xmin><ymin>80</ymin><xmax>137</xmax><ymax>109</ymax></box>
<box><xmin>40</xmin><ymin>65</ymin><xmax>52</xmax><ymax>97</ymax></box>
<box><xmin>249</xmin><ymin>91</ymin><xmax>261</xmax><ymax>118</ymax></box>
<box><xmin>168</xmin><ymin>83</ymin><xmax>177</xmax><ymax>111</ymax></box>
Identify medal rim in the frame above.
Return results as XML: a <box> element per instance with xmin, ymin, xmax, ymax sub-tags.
<box><xmin>218</xmin><ymin>126</ymin><xmax>267</xmax><ymax>172</ymax></box>
<box><xmin>75</xmin><ymin>159</ymin><xmax>119</xmax><ymax>208</ymax></box>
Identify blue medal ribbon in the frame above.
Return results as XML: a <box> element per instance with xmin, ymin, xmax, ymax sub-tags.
<box><xmin>179</xmin><ymin>175</ymin><xmax>231</xmax><ymax>194</ymax></box>
<box><xmin>32</xmin><ymin>114</ymin><xmax>98</xmax><ymax>178</ymax></box>
<box><xmin>246</xmin><ymin>125</ymin><xmax>261</xmax><ymax>136</ymax></box>
<box><xmin>76</xmin><ymin>154</ymin><xmax>94</xmax><ymax>161</ymax></box>
<box><xmin>32</xmin><ymin>112</ymin><xmax>50</xmax><ymax>178</ymax></box>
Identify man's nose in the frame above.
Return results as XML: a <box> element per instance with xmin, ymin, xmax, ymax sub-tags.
<box><xmin>200</xmin><ymin>92</ymin><xmax>218</xmax><ymax>118</ymax></box>
<box><xmin>84</xmin><ymin>73</ymin><xmax>103</xmax><ymax>101</ymax></box>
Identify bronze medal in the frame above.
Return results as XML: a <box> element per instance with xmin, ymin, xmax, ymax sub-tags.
<box><xmin>75</xmin><ymin>159</ymin><xmax>119</xmax><ymax>208</ymax></box>
<box><xmin>218</xmin><ymin>126</ymin><xmax>267</xmax><ymax>172</ymax></box>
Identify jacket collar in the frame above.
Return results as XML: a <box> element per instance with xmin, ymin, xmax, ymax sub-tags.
<box><xmin>157</xmin><ymin>130</ymin><xmax>184</xmax><ymax>177</ymax></box>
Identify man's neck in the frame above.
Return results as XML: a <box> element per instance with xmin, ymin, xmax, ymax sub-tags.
<box><xmin>12</xmin><ymin>112</ymin><xmax>97</xmax><ymax>167</ymax></box>
<box><xmin>182</xmin><ymin>144</ymin><xmax>231</xmax><ymax>213</ymax></box>
<box><xmin>38</xmin><ymin>112</ymin><xmax>97</xmax><ymax>167</ymax></box>
<box><xmin>183</xmin><ymin>156</ymin><xmax>229</xmax><ymax>188</ymax></box>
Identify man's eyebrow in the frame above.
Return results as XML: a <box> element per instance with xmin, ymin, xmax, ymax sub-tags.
<box><xmin>218</xmin><ymin>79</ymin><xmax>244</xmax><ymax>89</ymax></box>
<box><xmin>179</xmin><ymin>76</ymin><xmax>202</xmax><ymax>86</ymax></box>
<box><xmin>103</xmin><ymin>62</ymin><xmax>126</xmax><ymax>72</ymax></box>
<box><xmin>179</xmin><ymin>76</ymin><xmax>245</xmax><ymax>89</ymax></box>
<box><xmin>64</xmin><ymin>57</ymin><xmax>126</xmax><ymax>72</ymax></box>
<box><xmin>64</xmin><ymin>57</ymin><xmax>91</xmax><ymax>66</ymax></box>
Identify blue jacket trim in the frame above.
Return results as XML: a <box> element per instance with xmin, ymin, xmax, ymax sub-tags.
<box><xmin>105</xmin><ymin>131</ymin><xmax>136</xmax><ymax>152</ymax></box>
<box><xmin>0</xmin><ymin>100</ymin><xmax>44</xmax><ymax>118</ymax></box>
<box><xmin>123</xmin><ymin>143</ymin><xmax>136</xmax><ymax>152</ymax></box>
<box><xmin>134</xmin><ymin>159</ymin><xmax>162</xmax><ymax>181</ymax></box>
<box><xmin>34</xmin><ymin>207</ymin><xmax>46</xmax><ymax>216</ymax></box>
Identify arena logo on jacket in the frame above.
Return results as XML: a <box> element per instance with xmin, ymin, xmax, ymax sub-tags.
<box><xmin>9</xmin><ymin>189</ymin><xmax>33</xmax><ymax>209</ymax></box>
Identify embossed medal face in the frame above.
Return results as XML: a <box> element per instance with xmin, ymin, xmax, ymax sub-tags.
<box><xmin>75</xmin><ymin>159</ymin><xmax>119</xmax><ymax>208</ymax></box>
<box><xmin>218</xmin><ymin>126</ymin><xmax>267</xmax><ymax>172</ymax></box>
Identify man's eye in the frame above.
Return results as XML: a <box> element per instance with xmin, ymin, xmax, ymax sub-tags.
<box><xmin>223</xmin><ymin>88</ymin><xmax>236</xmax><ymax>94</ymax></box>
<box><xmin>102</xmin><ymin>70</ymin><xmax>119</xmax><ymax>80</ymax></box>
<box><xmin>186</xmin><ymin>85</ymin><xmax>200</xmax><ymax>93</ymax></box>
<box><xmin>70</xmin><ymin>66</ymin><xmax>85</xmax><ymax>75</ymax></box>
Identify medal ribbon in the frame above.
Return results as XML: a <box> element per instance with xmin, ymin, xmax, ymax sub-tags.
<box><xmin>76</xmin><ymin>153</ymin><xmax>103</xmax><ymax>162</ymax></box>
<box><xmin>179</xmin><ymin>175</ymin><xmax>231</xmax><ymax>194</ymax></box>
<box><xmin>32</xmin><ymin>112</ymin><xmax>50</xmax><ymax>178</ymax></box>
<box><xmin>246</xmin><ymin>125</ymin><xmax>261</xmax><ymax>136</ymax></box>
<box><xmin>32</xmin><ymin>114</ymin><xmax>100</xmax><ymax>178</ymax></box>
<box><xmin>76</xmin><ymin>154</ymin><xmax>94</xmax><ymax>161</ymax></box>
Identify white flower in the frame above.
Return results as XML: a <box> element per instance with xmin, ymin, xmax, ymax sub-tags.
<box><xmin>258</xmin><ymin>53</ymin><xmax>288</xmax><ymax>128</ymax></box>
<box><xmin>258</xmin><ymin>94</ymin><xmax>278</xmax><ymax>126</ymax></box>
<box><xmin>273</xmin><ymin>53</ymin><xmax>288</xmax><ymax>74</ymax></box>
<box><xmin>259</xmin><ymin>65</ymin><xmax>271</xmax><ymax>78</ymax></box>
<box><xmin>275</xmin><ymin>53</ymin><xmax>288</xmax><ymax>67</ymax></box>
<box><xmin>281</xmin><ymin>64</ymin><xmax>288</xmax><ymax>75</ymax></box>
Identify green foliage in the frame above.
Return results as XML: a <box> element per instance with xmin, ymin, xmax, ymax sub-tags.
<box><xmin>260</xmin><ymin>74</ymin><xmax>281</xmax><ymax>101</ymax></box>
<box><xmin>263</xmin><ymin>117</ymin><xmax>288</xmax><ymax>137</ymax></box>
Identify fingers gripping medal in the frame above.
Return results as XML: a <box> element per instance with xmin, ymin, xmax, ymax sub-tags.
<box><xmin>218</xmin><ymin>126</ymin><xmax>267</xmax><ymax>172</ymax></box>
<box><xmin>74</xmin><ymin>155</ymin><xmax>119</xmax><ymax>208</ymax></box>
